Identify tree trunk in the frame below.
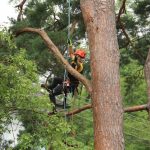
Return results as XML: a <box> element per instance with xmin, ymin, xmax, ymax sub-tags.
<box><xmin>144</xmin><ymin>48</ymin><xmax>150</xmax><ymax>117</ymax></box>
<box><xmin>80</xmin><ymin>0</ymin><xmax>124</xmax><ymax>149</ymax></box>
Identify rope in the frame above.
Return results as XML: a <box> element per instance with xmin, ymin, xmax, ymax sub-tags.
<box><xmin>63</xmin><ymin>1</ymin><xmax>71</xmax><ymax>148</ymax></box>
<box><xmin>67</xmin><ymin>0</ymin><xmax>71</xmax><ymax>40</ymax></box>
<box><xmin>63</xmin><ymin>0</ymin><xmax>71</xmax><ymax>111</ymax></box>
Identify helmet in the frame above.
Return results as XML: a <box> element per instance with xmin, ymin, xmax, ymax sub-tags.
<box><xmin>74</xmin><ymin>49</ymin><xmax>86</xmax><ymax>58</ymax></box>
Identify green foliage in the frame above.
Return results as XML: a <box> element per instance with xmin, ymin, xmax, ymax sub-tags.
<box><xmin>121</xmin><ymin>59</ymin><xmax>147</xmax><ymax>106</ymax></box>
<box><xmin>66</xmin><ymin>88</ymin><xmax>93</xmax><ymax>149</ymax></box>
<box><xmin>0</xmin><ymin>31</ymin><xmax>75</xmax><ymax>149</ymax></box>
<box><xmin>117</xmin><ymin>0</ymin><xmax>150</xmax><ymax>64</ymax></box>
<box><xmin>132</xmin><ymin>0</ymin><xmax>150</xmax><ymax>24</ymax></box>
<box><xmin>118</xmin><ymin>1</ymin><xmax>150</xmax><ymax>148</ymax></box>
<box><xmin>5</xmin><ymin>0</ymin><xmax>150</xmax><ymax>149</ymax></box>
<box><xmin>124</xmin><ymin>111</ymin><xmax>150</xmax><ymax>150</ymax></box>
<box><xmin>9</xmin><ymin>0</ymin><xmax>86</xmax><ymax>75</ymax></box>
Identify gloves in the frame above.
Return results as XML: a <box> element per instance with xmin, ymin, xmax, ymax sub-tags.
<box><xmin>67</xmin><ymin>38</ymin><xmax>72</xmax><ymax>46</ymax></box>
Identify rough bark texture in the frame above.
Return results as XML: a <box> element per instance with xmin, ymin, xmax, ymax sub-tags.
<box><xmin>80</xmin><ymin>0</ymin><xmax>124</xmax><ymax>149</ymax></box>
<box><xmin>144</xmin><ymin>48</ymin><xmax>150</xmax><ymax>117</ymax></box>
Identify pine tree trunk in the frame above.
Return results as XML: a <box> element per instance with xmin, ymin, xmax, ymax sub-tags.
<box><xmin>80</xmin><ymin>0</ymin><xmax>124</xmax><ymax>149</ymax></box>
<box><xmin>144</xmin><ymin>48</ymin><xmax>150</xmax><ymax>117</ymax></box>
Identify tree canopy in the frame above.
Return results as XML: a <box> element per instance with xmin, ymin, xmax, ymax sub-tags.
<box><xmin>0</xmin><ymin>0</ymin><xmax>150</xmax><ymax>149</ymax></box>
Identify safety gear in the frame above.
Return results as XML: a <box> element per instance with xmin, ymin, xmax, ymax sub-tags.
<box><xmin>74</xmin><ymin>49</ymin><xmax>86</xmax><ymax>58</ymax></box>
<box><xmin>63</xmin><ymin>79</ymin><xmax>70</xmax><ymax>87</ymax></box>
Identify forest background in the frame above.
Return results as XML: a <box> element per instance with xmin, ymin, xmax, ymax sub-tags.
<box><xmin>0</xmin><ymin>0</ymin><xmax>150</xmax><ymax>149</ymax></box>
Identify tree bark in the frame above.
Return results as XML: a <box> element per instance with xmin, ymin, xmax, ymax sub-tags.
<box><xmin>80</xmin><ymin>0</ymin><xmax>124</xmax><ymax>149</ymax></box>
<box><xmin>144</xmin><ymin>48</ymin><xmax>150</xmax><ymax>118</ymax></box>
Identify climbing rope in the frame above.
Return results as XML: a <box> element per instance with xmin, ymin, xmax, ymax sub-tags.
<box><xmin>67</xmin><ymin>0</ymin><xmax>71</xmax><ymax>40</ymax></box>
<box><xmin>63</xmin><ymin>0</ymin><xmax>71</xmax><ymax>110</ymax></box>
<box><xmin>62</xmin><ymin>1</ymin><xmax>71</xmax><ymax>148</ymax></box>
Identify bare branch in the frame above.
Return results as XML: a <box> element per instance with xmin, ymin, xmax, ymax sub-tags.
<box><xmin>66</xmin><ymin>103</ymin><xmax>149</xmax><ymax>116</ymax></box>
<box><xmin>116</xmin><ymin>1</ymin><xmax>145</xmax><ymax>62</ymax></box>
<box><xmin>118</xmin><ymin>20</ymin><xmax>131</xmax><ymax>46</ymax></box>
<box><xmin>124</xmin><ymin>104</ymin><xmax>148</xmax><ymax>113</ymax></box>
<box><xmin>116</xmin><ymin>0</ymin><xmax>145</xmax><ymax>63</ymax></box>
<box><xmin>15</xmin><ymin>0</ymin><xmax>27</xmax><ymax>21</ymax></box>
<box><xmin>116</xmin><ymin>0</ymin><xmax>130</xmax><ymax>47</ymax></box>
<box><xmin>116</xmin><ymin>0</ymin><xmax>127</xmax><ymax>23</ymax></box>
<box><xmin>66</xmin><ymin>104</ymin><xmax>92</xmax><ymax>116</ymax></box>
<box><xmin>5</xmin><ymin>103</ymin><xmax>150</xmax><ymax>117</ymax></box>
<box><xmin>48</xmin><ymin>103</ymin><xmax>150</xmax><ymax>117</ymax></box>
<box><xmin>15</xmin><ymin>27</ymin><xmax>92</xmax><ymax>94</ymax></box>
<box><xmin>66</xmin><ymin>103</ymin><xmax>149</xmax><ymax>115</ymax></box>
<box><xmin>15</xmin><ymin>0</ymin><xmax>26</xmax><ymax>8</ymax></box>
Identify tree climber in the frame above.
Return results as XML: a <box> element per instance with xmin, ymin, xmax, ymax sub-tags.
<box><xmin>41</xmin><ymin>39</ymin><xmax>86</xmax><ymax>110</ymax></box>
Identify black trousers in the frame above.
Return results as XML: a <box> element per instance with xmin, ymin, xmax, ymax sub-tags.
<box><xmin>48</xmin><ymin>77</ymin><xmax>78</xmax><ymax>105</ymax></box>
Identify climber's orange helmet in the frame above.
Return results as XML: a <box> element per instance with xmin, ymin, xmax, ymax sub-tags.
<box><xmin>74</xmin><ymin>49</ymin><xmax>86</xmax><ymax>58</ymax></box>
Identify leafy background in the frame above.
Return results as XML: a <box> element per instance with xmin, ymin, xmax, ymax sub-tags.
<box><xmin>0</xmin><ymin>0</ymin><xmax>150</xmax><ymax>149</ymax></box>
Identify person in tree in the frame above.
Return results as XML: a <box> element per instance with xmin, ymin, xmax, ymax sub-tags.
<box><xmin>41</xmin><ymin>39</ymin><xmax>86</xmax><ymax>110</ymax></box>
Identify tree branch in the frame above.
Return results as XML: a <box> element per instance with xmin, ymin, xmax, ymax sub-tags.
<box><xmin>66</xmin><ymin>104</ymin><xmax>149</xmax><ymax>116</ymax></box>
<box><xmin>15</xmin><ymin>0</ymin><xmax>26</xmax><ymax>8</ymax></box>
<box><xmin>116</xmin><ymin>0</ymin><xmax>127</xmax><ymax>23</ymax></box>
<box><xmin>15</xmin><ymin>0</ymin><xmax>27</xmax><ymax>21</ymax></box>
<box><xmin>66</xmin><ymin>104</ymin><xmax>92</xmax><ymax>116</ymax></box>
<box><xmin>118</xmin><ymin>20</ymin><xmax>131</xmax><ymax>46</ymax></box>
<box><xmin>116</xmin><ymin>0</ymin><xmax>130</xmax><ymax>47</ymax></box>
<box><xmin>15</xmin><ymin>27</ymin><xmax>92</xmax><ymax>94</ymax></box>
<box><xmin>66</xmin><ymin>103</ymin><xmax>149</xmax><ymax>116</ymax></box>
<box><xmin>5</xmin><ymin>103</ymin><xmax>149</xmax><ymax>117</ymax></box>
<box><xmin>124</xmin><ymin>104</ymin><xmax>148</xmax><ymax>113</ymax></box>
<box><xmin>116</xmin><ymin>1</ymin><xmax>145</xmax><ymax>62</ymax></box>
